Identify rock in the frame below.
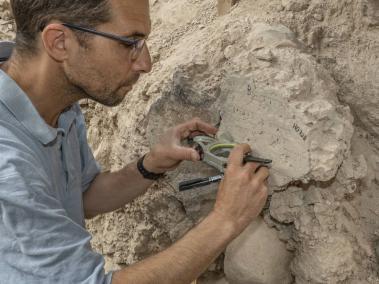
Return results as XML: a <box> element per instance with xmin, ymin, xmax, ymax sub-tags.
<box><xmin>154</xmin><ymin>1</ymin><xmax>198</xmax><ymax>28</ymax></box>
<box><xmin>304</xmin><ymin>186</ymin><xmax>323</xmax><ymax>205</ymax></box>
<box><xmin>307</xmin><ymin>26</ymin><xmax>323</xmax><ymax>48</ymax></box>
<box><xmin>375</xmin><ymin>240</ymin><xmax>379</xmax><ymax>263</ymax></box>
<box><xmin>336</xmin><ymin>153</ymin><xmax>368</xmax><ymax>194</ymax></box>
<box><xmin>171</xmin><ymin>61</ymin><xmax>221</xmax><ymax>107</ymax></box>
<box><xmin>270</xmin><ymin>187</ymin><xmax>304</xmax><ymax>223</ymax></box>
<box><xmin>200</xmin><ymin>277</ymin><xmax>230</xmax><ymax>284</ymax></box>
<box><xmin>337</xmin><ymin>154</ymin><xmax>368</xmax><ymax>183</ymax></box>
<box><xmin>364</xmin><ymin>0</ymin><xmax>379</xmax><ymax>27</ymax></box>
<box><xmin>223</xmin><ymin>44</ymin><xmax>240</xmax><ymax>60</ymax></box>
<box><xmin>218</xmin><ymin>0</ymin><xmax>239</xmax><ymax>16</ymax></box>
<box><xmin>212</xmin><ymin>24</ymin><xmax>354</xmax><ymax>186</ymax></box>
<box><xmin>247</xmin><ymin>23</ymin><xmax>299</xmax><ymax>51</ymax></box>
<box><xmin>167</xmin><ymin>162</ymin><xmax>220</xmax><ymax>222</ymax></box>
<box><xmin>224</xmin><ymin>218</ymin><xmax>293</xmax><ymax>284</ymax></box>
<box><xmin>254</xmin><ymin>48</ymin><xmax>275</xmax><ymax>62</ymax></box>
<box><xmin>281</xmin><ymin>0</ymin><xmax>309</xmax><ymax>12</ymax></box>
<box><xmin>144</xmin><ymin>23</ymin><xmax>357</xmax><ymax>283</ymax></box>
<box><xmin>292</xmin><ymin>234</ymin><xmax>355</xmax><ymax>283</ymax></box>
<box><xmin>218</xmin><ymin>73</ymin><xmax>354</xmax><ymax>186</ymax></box>
<box><xmin>337</xmin><ymin>14</ymin><xmax>379</xmax><ymax>147</ymax></box>
<box><xmin>313</xmin><ymin>13</ymin><xmax>324</xmax><ymax>22</ymax></box>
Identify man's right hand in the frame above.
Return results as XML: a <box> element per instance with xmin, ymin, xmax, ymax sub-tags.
<box><xmin>212</xmin><ymin>143</ymin><xmax>269</xmax><ymax>237</ymax></box>
<box><xmin>112</xmin><ymin>143</ymin><xmax>270</xmax><ymax>284</ymax></box>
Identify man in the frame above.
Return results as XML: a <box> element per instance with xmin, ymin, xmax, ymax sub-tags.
<box><xmin>0</xmin><ymin>0</ymin><xmax>269</xmax><ymax>283</ymax></box>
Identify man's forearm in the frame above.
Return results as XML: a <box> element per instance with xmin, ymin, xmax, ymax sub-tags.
<box><xmin>83</xmin><ymin>161</ymin><xmax>154</xmax><ymax>218</ymax></box>
<box><xmin>112</xmin><ymin>212</ymin><xmax>237</xmax><ymax>284</ymax></box>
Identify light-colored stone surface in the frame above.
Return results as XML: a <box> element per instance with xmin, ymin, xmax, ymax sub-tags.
<box><xmin>224</xmin><ymin>218</ymin><xmax>293</xmax><ymax>284</ymax></box>
<box><xmin>0</xmin><ymin>0</ymin><xmax>15</xmax><ymax>41</ymax></box>
<box><xmin>270</xmin><ymin>187</ymin><xmax>304</xmax><ymax>223</ymax></box>
<box><xmin>217</xmin><ymin>0</ymin><xmax>239</xmax><ymax>16</ymax></box>
<box><xmin>282</xmin><ymin>0</ymin><xmax>309</xmax><ymax>12</ymax></box>
<box><xmin>218</xmin><ymin>71</ymin><xmax>354</xmax><ymax>187</ymax></box>
<box><xmin>292</xmin><ymin>234</ymin><xmax>355</xmax><ymax>283</ymax></box>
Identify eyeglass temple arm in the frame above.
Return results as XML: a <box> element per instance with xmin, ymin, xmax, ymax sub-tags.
<box><xmin>62</xmin><ymin>23</ymin><xmax>138</xmax><ymax>46</ymax></box>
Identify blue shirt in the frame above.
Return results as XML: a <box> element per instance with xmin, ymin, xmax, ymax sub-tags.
<box><xmin>0</xmin><ymin>69</ymin><xmax>113</xmax><ymax>283</ymax></box>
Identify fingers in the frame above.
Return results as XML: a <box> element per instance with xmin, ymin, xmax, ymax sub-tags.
<box><xmin>188</xmin><ymin>130</ymin><xmax>206</xmax><ymax>139</ymax></box>
<box><xmin>177</xmin><ymin>118</ymin><xmax>218</xmax><ymax>139</ymax></box>
<box><xmin>243</xmin><ymin>161</ymin><xmax>259</xmax><ymax>173</ymax></box>
<box><xmin>171</xmin><ymin>146</ymin><xmax>200</xmax><ymax>162</ymax></box>
<box><xmin>257</xmin><ymin>184</ymin><xmax>269</xmax><ymax>208</ymax></box>
<box><xmin>254</xmin><ymin>166</ymin><xmax>270</xmax><ymax>183</ymax></box>
<box><xmin>227</xmin><ymin>144</ymin><xmax>252</xmax><ymax>169</ymax></box>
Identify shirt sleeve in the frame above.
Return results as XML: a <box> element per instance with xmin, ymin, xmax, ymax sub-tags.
<box><xmin>73</xmin><ymin>104</ymin><xmax>102</xmax><ymax>192</ymax></box>
<box><xmin>0</xmin><ymin>144</ymin><xmax>112</xmax><ymax>284</ymax></box>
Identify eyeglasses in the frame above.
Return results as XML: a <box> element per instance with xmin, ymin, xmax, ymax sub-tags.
<box><xmin>62</xmin><ymin>23</ymin><xmax>146</xmax><ymax>60</ymax></box>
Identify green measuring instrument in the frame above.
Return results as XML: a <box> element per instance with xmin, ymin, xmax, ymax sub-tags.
<box><xmin>179</xmin><ymin>135</ymin><xmax>272</xmax><ymax>191</ymax></box>
<box><xmin>190</xmin><ymin>135</ymin><xmax>272</xmax><ymax>173</ymax></box>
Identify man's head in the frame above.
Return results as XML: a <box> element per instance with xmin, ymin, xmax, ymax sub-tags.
<box><xmin>10</xmin><ymin>0</ymin><xmax>152</xmax><ymax>106</ymax></box>
<box><xmin>11</xmin><ymin>0</ymin><xmax>112</xmax><ymax>55</ymax></box>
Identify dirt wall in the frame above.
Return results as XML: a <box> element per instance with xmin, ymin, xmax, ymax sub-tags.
<box><xmin>84</xmin><ymin>1</ymin><xmax>379</xmax><ymax>283</ymax></box>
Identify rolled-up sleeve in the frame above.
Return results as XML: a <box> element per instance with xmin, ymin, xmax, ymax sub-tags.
<box><xmin>0</xmin><ymin>150</ymin><xmax>112</xmax><ymax>283</ymax></box>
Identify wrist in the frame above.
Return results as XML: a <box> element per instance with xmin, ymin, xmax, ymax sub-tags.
<box><xmin>206</xmin><ymin>210</ymin><xmax>239</xmax><ymax>242</ymax></box>
<box><xmin>136</xmin><ymin>154</ymin><xmax>166</xmax><ymax>181</ymax></box>
<box><xmin>143</xmin><ymin>152</ymin><xmax>166</xmax><ymax>174</ymax></box>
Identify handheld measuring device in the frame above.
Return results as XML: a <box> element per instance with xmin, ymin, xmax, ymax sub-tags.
<box><xmin>179</xmin><ymin>135</ymin><xmax>272</xmax><ymax>191</ymax></box>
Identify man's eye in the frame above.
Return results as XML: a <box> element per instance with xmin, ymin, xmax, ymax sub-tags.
<box><xmin>119</xmin><ymin>42</ymin><xmax>134</xmax><ymax>49</ymax></box>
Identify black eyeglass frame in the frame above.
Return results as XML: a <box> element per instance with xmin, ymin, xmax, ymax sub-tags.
<box><xmin>61</xmin><ymin>23</ymin><xmax>145</xmax><ymax>50</ymax></box>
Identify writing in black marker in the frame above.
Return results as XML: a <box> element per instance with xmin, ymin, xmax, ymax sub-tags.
<box><xmin>293</xmin><ymin>123</ymin><xmax>307</xmax><ymax>141</ymax></box>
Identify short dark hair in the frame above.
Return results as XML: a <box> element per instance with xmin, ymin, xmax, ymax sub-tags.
<box><xmin>10</xmin><ymin>0</ymin><xmax>112</xmax><ymax>55</ymax></box>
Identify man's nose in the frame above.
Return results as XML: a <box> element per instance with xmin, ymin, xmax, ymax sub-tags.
<box><xmin>132</xmin><ymin>44</ymin><xmax>152</xmax><ymax>74</ymax></box>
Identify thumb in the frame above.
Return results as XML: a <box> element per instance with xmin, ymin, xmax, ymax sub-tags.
<box><xmin>172</xmin><ymin>146</ymin><xmax>200</xmax><ymax>162</ymax></box>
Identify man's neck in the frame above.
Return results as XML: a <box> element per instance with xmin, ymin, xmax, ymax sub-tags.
<box><xmin>1</xmin><ymin>54</ymin><xmax>80</xmax><ymax>127</ymax></box>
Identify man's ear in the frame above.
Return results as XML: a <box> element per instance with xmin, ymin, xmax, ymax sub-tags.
<box><xmin>41</xmin><ymin>23</ymin><xmax>71</xmax><ymax>62</ymax></box>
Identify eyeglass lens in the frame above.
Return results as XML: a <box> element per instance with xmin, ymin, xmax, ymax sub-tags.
<box><xmin>131</xmin><ymin>39</ymin><xmax>146</xmax><ymax>60</ymax></box>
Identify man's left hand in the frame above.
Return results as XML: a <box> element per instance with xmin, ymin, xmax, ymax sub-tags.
<box><xmin>143</xmin><ymin>118</ymin><xmax>218</xmax><ymax>174</ymax></box>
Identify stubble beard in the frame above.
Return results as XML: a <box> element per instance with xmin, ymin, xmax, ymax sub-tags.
<box><xmin>65</xmin><ymin>70</ymin><xmax>140</xmax><ymax>107</ymax></box>
<box><xmin>88</xmin><ymin>85</ymin><xmax>127</xmax><ymax>107</ymax></box>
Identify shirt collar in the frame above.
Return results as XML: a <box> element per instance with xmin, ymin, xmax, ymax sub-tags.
<box><xmin>0</xmin><ymin>41</ymin><xmax>14</xmax><ymax>62</ymax></box>
<box><xmin>0</xmin><ymin>69</ymin><xmax>77</xmax><ymax>145</ymax></box>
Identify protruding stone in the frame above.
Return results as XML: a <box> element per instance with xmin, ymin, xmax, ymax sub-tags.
<box><xmin>216</xmin><ymin>21</ymin><xmax>354</xmax><ymax>185</ymax></box>
<box><xmin>270</xmin><ymin>187</ymin><xmax>304</xmax><ymax>223</ymax></box>
<box><xmin>281</xmin><ymin>0</ymin><xmax>309</xmax><ymax>12</ymax></box>
<box><xmin>224</xmin><ymin>218</ymin><xmax>293</xmax><ymax>284</ymax></box>
<box><xmin>292</xmin><ymin>234</ymin><xmax>355</xmax><ymax>283</ymax></box>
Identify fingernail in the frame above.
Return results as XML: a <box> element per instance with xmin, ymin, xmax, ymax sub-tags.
<box><xmin>191</xmin><ymin>151</ymin><xmax>200</xmax><ymax>161</ymax></box>
<box><xmin>255</xmin><ymin>165</ymin><xmax>268</xmax><ymax>173</ymax></box>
